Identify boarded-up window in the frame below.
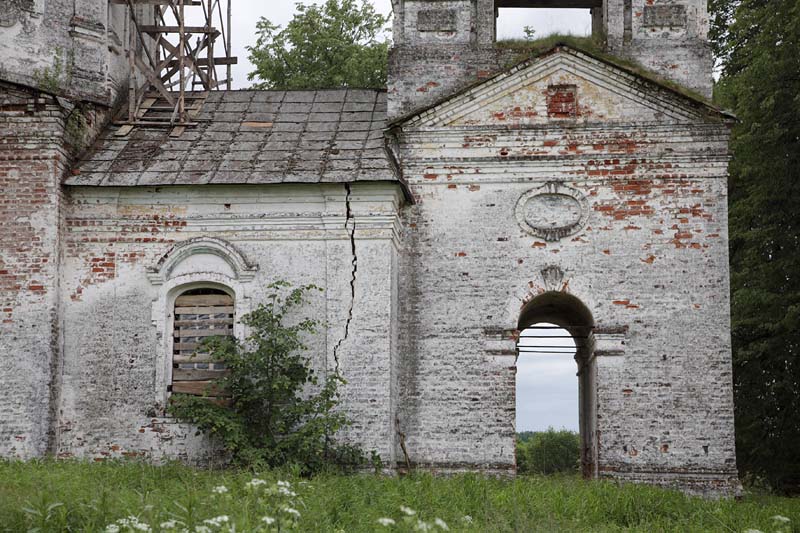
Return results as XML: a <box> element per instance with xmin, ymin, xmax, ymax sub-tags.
<box><xmin>170</xmin><ymin>288</ymin><xmax>233</xmax><ymax>399</ymax></box>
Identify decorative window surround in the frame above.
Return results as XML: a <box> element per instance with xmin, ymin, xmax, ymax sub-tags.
<box><xmin>149</xmin><ymin>237</ymin><xmax>257</xmax><ymax>410</ymax></box>
<box><xmin>147</xmin><ymin>237</ymin><xmax>258</xmax><ymax>285</ymax></box>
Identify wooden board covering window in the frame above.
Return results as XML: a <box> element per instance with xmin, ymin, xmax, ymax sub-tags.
<box><xmin>171</xmin><ymin>288</ymin><xmax>233</xmax><ymax>399</ymax></box>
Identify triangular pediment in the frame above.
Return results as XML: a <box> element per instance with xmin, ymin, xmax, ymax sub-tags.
<box><xmin>395</xmin><ymin>46</ymin><xmax>731</xmax><ymax>128</ymax></box>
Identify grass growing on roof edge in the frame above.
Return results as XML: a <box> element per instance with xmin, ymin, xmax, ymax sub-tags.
<box><xmin>496</xmin><ymin>33</ymin><xmax>714</xmax><ymax>106</ymax></box>
<box><xmin>0</xmin><ymin>459</ymin><xmax>798</xmax><ymax>532</ymax></box>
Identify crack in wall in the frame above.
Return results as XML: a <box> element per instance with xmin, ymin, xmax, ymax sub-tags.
<box><xmin>332</xmin><ymin>183</ymin><xmax>358</xmax><ymax>373</ymax></box>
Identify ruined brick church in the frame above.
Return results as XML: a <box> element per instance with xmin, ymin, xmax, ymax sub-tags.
<box><xmin>1</xmin><ymin>0</ymin><xmax>740</xmax><ymax>495</ymax></box>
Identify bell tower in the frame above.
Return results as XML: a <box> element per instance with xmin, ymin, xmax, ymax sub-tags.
<box><xmin>388</xmin><ymin>0</ymin><xmax>499</xmax><ymax>117</ymax></box>
<box><xmin>388</xmin><ymin>0</ymin><xmax>713</xmax><ymax>118</ymax></box>
<box><xmin>604</xmin><ymin>0</ymin><xmax>712</xmax><ymax>98</ymax></box>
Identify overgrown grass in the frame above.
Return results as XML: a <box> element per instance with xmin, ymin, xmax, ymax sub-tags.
<box><xmin>496</xmin><ymin>33</ymin><xmax>714</xmax><ymax>105</ymax></box>
<box><xmin>496</xmin><ymin>33</ymin><xmax>603</xmax><ymax>54</ymax></box>
<box><xmin>1</xmin><ymin>459</ymin><xmax>798</xmax><ymax>532</ymax></box>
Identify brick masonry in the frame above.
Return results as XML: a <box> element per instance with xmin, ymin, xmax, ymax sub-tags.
<box><xmin>0</xmin><ymin>0</ymin><xmax>152</xmax><ymax>104</ymax></box>
<box><xmin>389</xmin><ymin>46</ymin><xmax>739</xmax><ymax>495</ymax></box>
<box><xmin>0</xmin><ymin>85</ymin><xmax>67</xmax><ymax>458</ymax></box>
<box><xmin>54</xmin><ymin>184</ymin><xmax>402</xmax><ymax>465</ymax></box>
<box><xmin>0</xmin><ymin>0</ymin><xmax>739</xmax><ymax>498</ymax></box>
<box><xmin>0</xmin><ymin>80</ymin><xmax>113</xmax><ymax>458</ymax></box>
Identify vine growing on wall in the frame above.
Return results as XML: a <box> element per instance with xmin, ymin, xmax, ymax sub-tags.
<box><xmin>33</xmin><ymin>47</ymin><xmax>75</xmax><ymax>94</ymax></box>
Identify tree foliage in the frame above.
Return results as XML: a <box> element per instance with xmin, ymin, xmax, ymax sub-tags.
<box><xmin>169</xmin><ymin>282</ymin><xmax>363</xmax><ymax>474</ymax></box>
<box><xmin>517</xmin><ymin>429</ymin><xmax>580</xmax><ymax>475</ymax></box>
<box><xmin>247</xmin><ymin>0</ymin><xmax>389</xmax><ymax>90</ymax></box>
<box><xmin>712</xmin><ymin>0</ymin><xmax>800</xmax><ymax>491</ymax></box>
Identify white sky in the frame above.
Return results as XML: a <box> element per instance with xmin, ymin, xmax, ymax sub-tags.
<box><xmin>215</xmin><ymin>2</ymin><xmax>590</xmax><ymax>89</ymax></box>
<box><xmin>517</xmin><ymin>323</ymin><xmax>578</xmax><ymax>432</ymax></box>
<box><xmin>195</xmin><ymin>2</ymin><xmax>586</xmax><ymax>432</ymax></box>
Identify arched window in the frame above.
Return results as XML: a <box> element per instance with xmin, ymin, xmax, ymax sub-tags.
<box><xmin>170</xmin><ymin>287</ymin><xmax>233</xmax><ymax>399</ymax></box>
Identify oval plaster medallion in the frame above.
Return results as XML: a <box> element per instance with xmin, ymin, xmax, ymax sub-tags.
<box><xmin>515</xmin><ymin>182</ymin><xmax>589</xmax><ymax>241</ymax></box>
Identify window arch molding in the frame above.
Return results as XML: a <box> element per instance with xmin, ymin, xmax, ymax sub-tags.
<box><xmin>147</xmin><ymin>237</ymin><xmax>258</xmax><ymax>286</ymax></box>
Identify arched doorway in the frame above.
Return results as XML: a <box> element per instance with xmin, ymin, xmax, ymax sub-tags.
<box><xmin>516</xmin><ymin>291</ymin><xmax>596</xmax><ymax>478</ymax></box>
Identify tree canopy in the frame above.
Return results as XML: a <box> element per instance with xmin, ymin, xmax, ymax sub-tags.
<box><xmin>247</xmin><ymin>0</ymin><xmax>390</xmax><ymax>90</ymax></box>
<box><xmin>712</xmin><ymin>0</ymin><xmax>800</xmax><ymax>491</ymax></box>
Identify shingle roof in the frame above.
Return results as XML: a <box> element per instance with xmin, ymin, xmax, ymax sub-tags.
<box><xmin>66</xmin><ymin>89</ymin><xmax>399</xmax><ymax>187</ymax></box>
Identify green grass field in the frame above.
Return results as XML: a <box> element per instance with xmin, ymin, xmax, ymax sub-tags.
<box><xmin>0</xmin><ymin>460</ymin><xmax>797</xmax><ymax>532</ymax></box>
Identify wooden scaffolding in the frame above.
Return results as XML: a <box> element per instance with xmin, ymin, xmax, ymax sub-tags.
<box><xmin>114</xmin><ymin>0</ymin><xmax>236</xmax><ymax>136</ymax></box>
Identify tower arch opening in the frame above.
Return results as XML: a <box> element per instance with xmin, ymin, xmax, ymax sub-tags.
<box><xmin>516</xmin><ymin>291</ymin><xmax>597</xmax><ymax>478</ymax></box>
<box><xmin>494</xmin><ymin>0</ymin><xmax>599</xmax><ymax>42</ymax></box>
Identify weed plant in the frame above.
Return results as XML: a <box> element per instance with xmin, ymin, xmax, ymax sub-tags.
<box><xmin>1</xmin><ymin>460</ymin><xmax>798</xmax><ymax>532</ymax></box>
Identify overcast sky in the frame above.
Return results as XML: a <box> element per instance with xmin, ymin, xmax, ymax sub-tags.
<box><xmin>517</xmin><ymin>324</ymin><xmax>578</xmax><ymax>432</ymax></box>
<box><xmin>209</xmin><ymin>1</ymin><xmax>585</xmax><ymax>433</ymax></box>
<box><xmin>217</xmin><ymin>1</ymin><xmax>590</xmax><ymax>89</ymax></box>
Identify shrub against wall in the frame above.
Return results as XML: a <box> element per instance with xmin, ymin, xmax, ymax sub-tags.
<box><xmin>169</xmin><ymin>282</ymin><xmax>363</xmax><ymax>474</ymax></box>
<box><xmin>517</xmin><ymin>429</ymin><xmax>580</xmax><ymax>475</ymax></box>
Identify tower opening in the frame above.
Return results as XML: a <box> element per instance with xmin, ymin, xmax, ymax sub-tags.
<box><xmin>495</xmin><ymin>1</ymin><xmax>600</xmax><ymax>42</ymax></box>
<box><xmin>516</xmin><ymin>291</ymin><xmax>596</xmax><ymax>478</ymax></box>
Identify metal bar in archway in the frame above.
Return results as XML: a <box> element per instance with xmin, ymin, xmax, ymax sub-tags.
<box><xmin>520</xmin><ymin>325</ymin><xmax>593</xmax><ymax>329</ymax></box>
<box><xmin>518</xmin><ymin>346</ymin><xmax>577</xmax><ymax>353</ymax></box>
<box><xmin>519</xmin><ymin>335</ymin><xmax>588</xmax><ymax>338</ymax></box>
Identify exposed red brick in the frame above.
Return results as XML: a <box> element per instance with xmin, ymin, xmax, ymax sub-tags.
<box><xmin>546</xmin><ymin>85</ymin><xmax>578</xmax><ymax>118</ymax></box>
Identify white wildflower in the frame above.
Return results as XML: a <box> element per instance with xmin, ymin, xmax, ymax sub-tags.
<box><xmin>261</xmin><ymin>516</ymin><xmax>276</xmax><ymax>525</ymax></box>
<box><xmin>105</xmin><ymin>517</ymin><xmax>153</xmax><ymax>533</ymax></box>
<box><xmin>277</xmin><ymin>486</ymin><xmax>297</xmax><ymax>497</ymax></box>
<box><xmin>462</xmin><ymin>515</ymin><xmax>473</xmax><ymax>523</ymax></box>
<box><xmin>115</xmin><ymin>516</ymin><xmax>151</xmax><ymax>532</ymax></box>
<box><xmin>282</xmin><ymin>506</ymin><xmax>301</xmax><ymax>518</ymax></box>
<box><xmin>434</xmin><ymin>518</ymin><xmax>449</xmax><ymax>530</ymax></box>
<box><xmin>400</xmin><ymin>505</ymin><xmax>416</xmax><ymax>516</ymax></box>
<box><xmin>744</xmin><ymin>529</ymin><xmax>764</xmax><ymax>533</ymax></box>
<box><xmin>203</xmin><ymin>516</ymin><xmax>229</xmax><ymax>528</ymax></box>
<box><xmin>377</xmin><ymin>518</ymin><xmax>396</xmax><ymax>526</ymax></box>
<box><xmin>276</xmin><ymin>480</ymin><xmax>291</xmax><ymax>488</ymax></box>
<box><xmin>159</xmin><ymin>520</ymin><xmax>179</xmax><ymax>530</ymax></box>
<box><xmin>414</xmin><ymin>520</ymin><xmax>433</xmax><ymax>532</ymax></box>
<box><xmin>245</xmin><ymin>478</ymin><xmax>268</xmax><ymax>489</ymax></box>
<box><xmin>194</xmin><ymin>527</ymin><xmax>211</xmax><ymax>533</ymax></box>
<box><xmin>211</xmin><ymin>485</ymin><xmax>228</xmax><ymax>495</ymax></box>
<box><xmin>772</xmin><ymin>516</ymin><xmax>791</xmax><ymax>523</ymax></box>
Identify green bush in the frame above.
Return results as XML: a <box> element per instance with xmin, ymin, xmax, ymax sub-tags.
<box><xmin>168</xmin><ymin>282</ymin><xmax>363</xmax><ymax>474</ymax></box>
<box><xmin>517</xmin><ymin>428</ymin><xmax>580</xmax><ymax>475</ymax></box>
